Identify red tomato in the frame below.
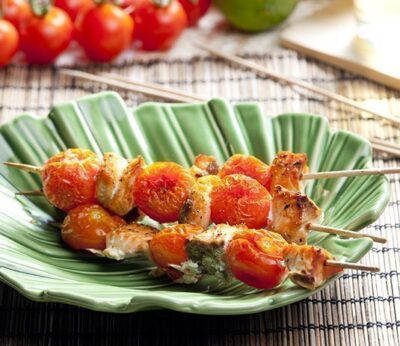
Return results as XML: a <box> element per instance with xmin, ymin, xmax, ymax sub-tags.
<box><xmin>211</xmin><ymin>174</ymin><xmax>271</xmax><ymax>229</ymax></box>
<box><xmin>133</xmin><ymin>0</ymin><xmax>187</xmax><ymax>51</ymax></box>
<box><xmin>226</xmin><ymin>230</ymin><xmax>288</xmax><ymax>289</ymax></box>
<box><xmin>133</xmin><ymin>162</ymin><xmax>195</xmax><ymax>223</ymax></box>
<box><xmin>149</xmin><ymin>224</ymin><xmax>202</xmax><ymax>280</ymax></box>
<box><xmin>76</xmin><ymin>3</ymin><xmax>134</xmax><ymax>62</ymax></box>
<box><xmin>219</xmin><ymin>154</ymin><xmax>272</xmax><ymax>192</ymax></box>
<box><xmin>0</xmin><ymin>19</ymin><xmax>19</xmax><ymax>67</ymax></box>
<box><xmin>62</xmin><ymin>204</ymin><xmax>126</xmax><ymax>250</ymax></box>
<box><xmin>178</xmin><ymin>0</ymin><xmax>211</xmax><ymax>26</ymax></box>
<box><xmin>3</xmin><ymin>0</ymin><xmax>33</xmax><ymax>31</ymax></box>
<box><xmin>54</xmin><ymin>0</ymin><xmax>94</xmax><ymax>21</ymax></box>
<box><xmin>19</xmin><ymin>7</ymin><xmax>73</xmax><ymax>64</ymax></box>
<box><xmin>42</xmin><ymin>149</ymin><xmax>101</xmax><ymax>211</ymax></box>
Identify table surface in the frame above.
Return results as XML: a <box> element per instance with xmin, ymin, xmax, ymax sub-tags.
<box><xmin>1</xmin><ymin>2</ymin><xmax>400</xmax><ymax>345</ymax></box>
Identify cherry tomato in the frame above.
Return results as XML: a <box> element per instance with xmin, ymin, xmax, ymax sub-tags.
<box><xmin>211</xmin><ymin>174</ymin><xmax>271</xmax><ymax>229</ymax></box>
<box><xmin>76</xmin><ymin>3</ymin><xmax>133</xmax><ymax>62</ymax></box>
<box><xmin>62</xmin><ymin>204</ymin><xmax>126</xmax><ymax>250</ymax></box>
<box><xmin>55</xmin><ymin>0</ymin><xmax>94</xmax><ymax>21</ymax></box>
<box><xmin>42</xmin><ymin>149</ymin><xmax>101</xmax><ymax>211</ymax></box>
<box><xmin>20</xmin><ymin>7</ymin><xmax>73</xmax><ymax>64</ymax></box>
<box><xmin>133</xmin><ymin>162</ymin><xmax>195</xmax><ymax>223</ymax></box>
<box><xmin>219</xmin><ymin>154</ymin><xmax>271</xmax><ymax>191</ymax></box>
<box><xmin>0</xmin><ymin>19</ymin><xmax>19</xmax><ymax>67</ymax></box>
<box><xmin>178</xmin><ymin>0</ymin><xmax>211</xmax><ymax>26</ymax></box>
<box><xmin>132</xmin><ymin>0</ymin><xmax>187</xmax><ymax>51</ymax></box>
<box><xmin>149</xmin><ymin>224</ymin><xmax>202</xmax><ymax>280</ymax></box>
<box><xmin>3</xmin><ymin>0</ymin><xmax>33</xmax><ymax>30</ymax></box>
<box><xmin>226</xmin><ymin>229</ymin><xmax>288</xmax><ymax>289</ymax></box>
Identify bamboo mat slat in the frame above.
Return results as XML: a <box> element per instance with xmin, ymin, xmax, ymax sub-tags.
<box><xmin>0</xmin><ymin>51</ymin><xmax>399</xmax><ymax>345</ymax></box>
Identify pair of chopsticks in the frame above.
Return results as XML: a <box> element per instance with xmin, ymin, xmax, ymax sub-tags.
<box><xmin>59</xmin><ymin>42</ymin><xmax>400</xmax><ymax>157</ymax></box>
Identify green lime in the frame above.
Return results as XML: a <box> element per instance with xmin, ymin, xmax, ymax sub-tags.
<box><xmin>213</xmin><ymin>0</ymin><xmax>298</xmax><ymax>32</ymax></box>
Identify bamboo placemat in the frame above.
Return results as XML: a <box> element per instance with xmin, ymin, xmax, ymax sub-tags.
<box><xmin>0</xmin><ymin>51</ymin><xmax>399</xmax><ymax>345</ymax></box>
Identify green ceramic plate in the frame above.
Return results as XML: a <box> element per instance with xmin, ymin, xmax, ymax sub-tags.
<box><xmin>0</xmin><ymin>92</ymin><xmax>390</xmax><ymax>315</ymax></box>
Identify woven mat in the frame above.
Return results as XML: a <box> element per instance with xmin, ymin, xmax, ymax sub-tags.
<box><xmin>1</xmin><ymin>41</ymin><xmax>400</xmax><ymax>345</ymax></box>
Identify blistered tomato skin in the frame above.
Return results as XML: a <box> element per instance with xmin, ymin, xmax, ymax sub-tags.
<box><xmin>42</xmin><ymin>149</ymin><xmax>101</xmax><ymax>211</ymax></box>
<box><xmin>133</xmin><ymin>162</ymin><xmax>195</xmax><ymax>223</ymax></box>
<box><xmin>219</xmin><ymin>154</ymin><xmax>271</xmax><ymax>191</ymax></box>
<box><xmin>61</xmin><ymin>204</ymin><xmax>126</xmax><ymax>250</ymax></box>
<box><xmin>149</xmin><ymin>224</ymin><xmax>202</xmax><ymax>280</ymax></box>
<box><xmin>226</xmin><ymin>230</ymin><xmax>288</xmax><ymax>289</ymax></box>
<box><xmin>211</xmin><ymin>174</ymin><xmax>271</xmax><ymax>229</ymax></box>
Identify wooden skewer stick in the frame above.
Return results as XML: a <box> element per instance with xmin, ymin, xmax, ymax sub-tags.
<box><xmin>3</xmin><ymin>162</ymin><xmax>43</xmax><ymax>174</ymax></box>
<box><xmin>303</xmin><ymin>167</ymin><xmax>400</xmax><ymax>180</ymax></box>
<box><xmin>15</xmin><ymin>189</ymin><xmax>45</xmax><ymax>196</ymax></box>
<box><xmin>194</xmin><ymin>42</ymin><xmax>400</xmax><ymax>126</ymax></box>
<box><xmin>308</xmin><ymin>223</ymin><xmax>386</xmax><ymax>244</ymax></box>
<box><xmin>325</xmin><ymin>260</ymin><xmax>380</xmax><ymax>272</ymax></box>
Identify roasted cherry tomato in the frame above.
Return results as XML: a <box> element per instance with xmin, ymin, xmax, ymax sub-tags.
<box><xmin>20</xmin><ymin>6</ymin><xmax>73</xmax><ymax>64</ymax></box>
<box><xmin>0</xmin><ymin>19</ymin><xmax>19</xmax><ymax>67</ymax></box>
<box><xmin>178</xmin><ymin>0</ymin><xmax>210</xmax><ymax>26</ymax></box>
<box><xmin>76</xmin><ymin>3</ymin><xmax>134</xmax><ymax>62</ymax></box>
<box><xmin>226</xmin><ymin>229</ymin><xmax>288</xmax><ymax>289</ymax></box>
<box><xmin>133</xmin><ymin>162</ymin><xmax>195</xmax><ymax>223</ymax></box>
<box><xmin>55</xmin><ymin>0</ymin><xmax>94</xmax><ymax>21</ymax></box>
<box><xmin>211</xmin><ymin>174</ymin><xmax>271</xmax><ymax>229</ymax></box>
<box><xmin>42</xmin><ymin>149</ymin><xmax>101</xmax><ymax>211</ymax></box>
<box><xmin>149</xmin><ymin>224</ymin><xmax>202</xmax><ymax>280</ymax></box>
<box><xmin>62</xmin><ymin>204</ymin><xmax>126</xmax><ymax>250</ymax></box>
<box><xmin>3</xmin><ymin>0</ymin><xmax>33</xmax><ymax>30</ymax></box>
<box><xmin>132</xmin><ymin>0</ymin><xmax>187</xmax><ymax>51</ymax></box>
<box><xmin>219</xmin><ymin>154</ymin><xmax>271</xmax><ymax>191</ymax></box>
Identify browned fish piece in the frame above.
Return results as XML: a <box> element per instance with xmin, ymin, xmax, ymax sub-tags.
<box><xmin>96</xmin><ymin>153</ymin><xmax>145</xmax><ymax>216</ymax></box>
<box><xmin>269</xmin><ymin>185</ymin><xmax>322</xmax><ymax>244</ymax></box>
<box><xmin>90</xmin><ymin>223</ymin><xmax>158</xmax><ymax>260</ymax></box>
<box><xmin>282</xmin><ymin>244</ymin><xmax>343</xmax><ymax>290</ymax></box>
<box><xmin>270</xmin><ymin>151</ymin><xmax>308</xmax><ymax>194</ymax></box>
<box><xmin>179</xmin><ymin>175</ymin><xmax>221</xmax><ymax>229</ymax></box>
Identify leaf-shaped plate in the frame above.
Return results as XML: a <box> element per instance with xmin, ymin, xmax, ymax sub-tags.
<box><xmin>0</xmin><ymin>92</ymin><xmax>390</xmax><ymax>315</ymax></box>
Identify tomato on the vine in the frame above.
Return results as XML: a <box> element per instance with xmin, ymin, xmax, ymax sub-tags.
<box><xmin>54</xmin><ymin>0</ymin><xmax>94</xmax><ymax>21</ymax></box>
<box><xmin>76</xmin><ymin>3</ymin><xmax>134</xmax><ymax>62</ymax></box>
<box><xmin>178</xmin><ymin>0</ymin><xmax>210</xmax><ymax>26</ymax></box>
<box><xmin>0</xmin><ymin>19</ymin><xmax>19</xmax><ymax>67</ymax></box>
<box><xmin>20</xmin><ymin>6</ymin><xmax>73</xmax><ymax>64</ymax></box>
<box><xmin>3</xmin><ymin>0</ymin><xmax>33</xmax><ymax>30</ymax></box>
<box><xmin>132</xmin><ymin>0</ymin><xmax>187</xmax><ymax>51</ymax></box>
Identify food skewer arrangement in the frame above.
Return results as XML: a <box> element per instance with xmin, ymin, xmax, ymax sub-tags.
<box><xmin>4</xmin><ymin>148</ymin><xmax>390</xmax><ymax>292</ymax></box>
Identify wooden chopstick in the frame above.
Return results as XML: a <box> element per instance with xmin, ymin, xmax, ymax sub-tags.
<box><xmin>101</xmin><ymin>72</ymin><xmax>207</xmax><ymax>102</ymax></box>
<box><xmin>60</xmin><ymin>69</ymin><xmax>201</xmax><ymax>104</ymax></box>
<box><xmin>59</xmin><ymin>69</ymin><xmax>400</xmax><ymax>157</ymax></box>
<box><xmin>193</xmin><ymin>42</ymin><xmax>400</xmax><ymax>126</ymax></box>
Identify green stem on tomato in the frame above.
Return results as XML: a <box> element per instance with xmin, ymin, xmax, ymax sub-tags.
<box><xmin>29</xmin><ymin>0</ymin><xmax>52</xmax><ymax>16</ymax></box>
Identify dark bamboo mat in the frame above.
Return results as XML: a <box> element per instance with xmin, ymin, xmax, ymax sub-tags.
<box><xmin>0</xmin><ymin>51</ymin><xmax>399</xmax><ymax>345</ymax></box>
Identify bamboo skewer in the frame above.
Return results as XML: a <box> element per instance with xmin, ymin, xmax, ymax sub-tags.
<box><xmin>325</xmin><ymin>260</ymin><xmax>380</xmax><ymax>272</ymax></box>
<box><xmin>3</xmin><ymin>162</ymin><xmax>43</xmax><ymax>174</ymax></box>
<box><xmin>303</xmin><ymin>167</ymin><xmax>400</xmax><ymax>180</ymax></box>
<box><xmin>194</xmin><ymin>42</ymin><xmax>400</xmax><ymax>126</ymax></box>
<box><xmin>308</xmin><ymin>223</ymin><xmax>386</xmax><ymax>244</ymax></box>
<box><xmin>15</xmin><ymin>189</ymin><xmax>45</xmax><ymax>197</ymax></box>
<box><xmin>59</xmin><ymin>68</ymin><xmax>400</xmax><ymax>157</ymax></box>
